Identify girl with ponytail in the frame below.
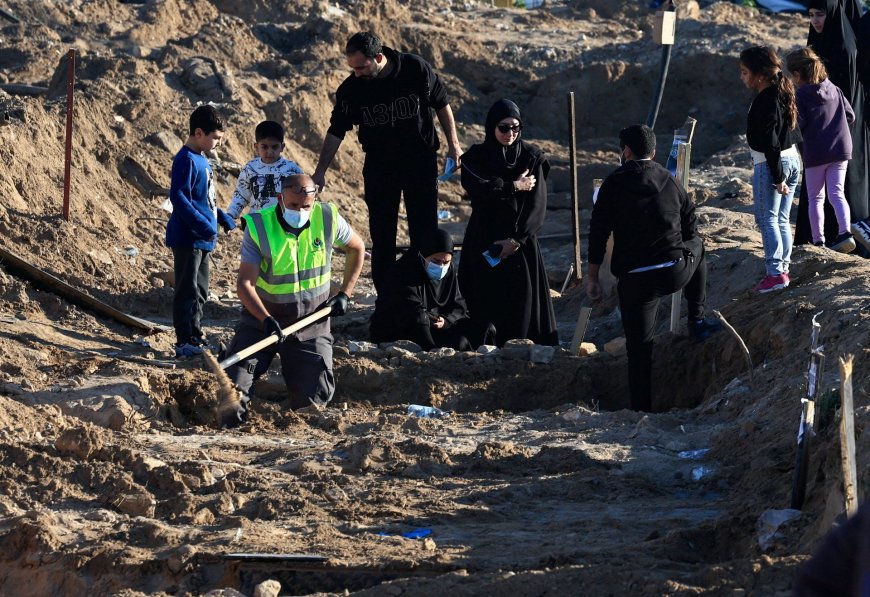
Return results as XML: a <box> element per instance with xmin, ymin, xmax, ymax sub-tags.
<box><xmin>787</xmin><ymin>48</ymin><xmax>857</xmax><ymax>252</ymax></box>
<box><xmin>739</xmin><ymin>46</ymin><xmax>803</xmax><ymax>293</ymax></box>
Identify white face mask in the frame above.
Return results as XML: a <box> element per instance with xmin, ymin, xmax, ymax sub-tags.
<box><xmin>282</xmin><ymin>206</ymin><xmax>310</xmax><ymax>228</ymax></box>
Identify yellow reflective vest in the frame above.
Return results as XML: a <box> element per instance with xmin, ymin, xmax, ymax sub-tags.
<box><xmin>243</xmin><ymin>202</ymin><xmax>338</xmax><ymax>340</ymax></box>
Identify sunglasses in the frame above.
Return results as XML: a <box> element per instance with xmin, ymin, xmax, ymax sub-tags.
<box><xmin>288</xmin><ymin>185</ymin><xmax>318</xmax><ymax>196</ymax></box>
<box><xmin>497</xmin><ymin>123</ymin><xmax>522</xmax><ymax>134</ymax></box>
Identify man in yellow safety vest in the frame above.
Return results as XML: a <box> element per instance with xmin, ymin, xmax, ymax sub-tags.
<box><xmin>224</xmin><ymin>174</ymin><xmax>365</xmax><ymax>423</ymax></box>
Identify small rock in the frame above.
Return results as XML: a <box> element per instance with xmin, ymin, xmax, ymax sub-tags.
<box><xmin>253</xmin><ymin>580</ymin><xmax>282</xmax><ymax>597</ymax></box>
<box><xmin>192</xmin><ymin>508</ymin><xmax>215</xmax><ymax>525</ymax></box>
<box><xmin>382</xmin><ymin>340</ymin><xmax>423</xmax><ymax>353</ymax></box>
<box><xmin>430</xmin><ymin>347</ymin><xmax>456</xmax><ymax>358</ymax></box>
<box><xmin>529</xmin><ymin>345</ymin><xmax>555</xmax><ymax>364</ymax></box>
<box><xmin>167</xmin><ymin>544</ymin><xmax>197</xmax><ymax>574</ymax></box>
<box><xmin>386</xmin><ymin>346</ymin><xmax>414</xmax><ymax>359</ymax></box>
<box><xmin>203</xmin><ymin>590</ymin><xmax>247</xmax><ymax>597</ymax></box>
<box><xmin>348</xmin><ymin>340</ymin><xmax>377</xmax><ymax>354</ymax></box>
<box><xmin>115</xmin><ymin>491</ymin><xmax>156</xmax><ymax>518</ymax></box>
<box><xmin>501</xmin><ymin>339</ymin><xmax>534</xmax><ymax>360</ymax></box>
<box><xmin>578</xmin><ymin>342</ymin><xmax>598</xmax><ymax>356</ymax></box>
<box><xmin>476</xmin><ymin>345</ymin><xmax>497</xmax><ymax>355</ymax></box>
<box><xmin>603</xmin><ymin>337</ymin><xmax>627</xmax><ymax>355</ymax></box>
<box><xmin>55</xmin><ymin>426</ymin><xmax>104</xmax><ymax>460</ymax></box>
<box><xmin>422</xmin><ymin>537</ymin><xmax>437</xmax><ymax>551</ymax></box>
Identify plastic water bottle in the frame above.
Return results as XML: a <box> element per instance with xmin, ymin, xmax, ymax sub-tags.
<box><xmin>407</xmin><ymin>404</ymin><xmax>450</xmax><ymax>418</ymax></box>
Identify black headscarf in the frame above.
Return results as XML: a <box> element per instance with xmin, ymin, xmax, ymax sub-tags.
<box><xmin>807</xmin><ymin>0</ymin><xmax>859</xmax><ymax>98</ymax></box>
<box><xmin>420</xmin><ymin>228</ymin><xmax>453</xmax><ymax>257</ymax></box>
<box><xmin>842</xmin><ymin>0</ymin><xmax>862</xmax><ymax>31</ymax></box>
<box><xmin>481</xmin><ymin>99</ymin><xmax>532</xmax><ymax>181</ymax></box>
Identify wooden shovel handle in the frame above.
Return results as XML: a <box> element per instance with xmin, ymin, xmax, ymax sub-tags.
<box><xmin>218</xmin><ymin>306</ymin><xmax>333</xmax><ymax>369</ymax></box>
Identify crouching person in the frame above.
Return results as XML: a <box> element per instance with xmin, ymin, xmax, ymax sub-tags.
<box><xmin>370</xmin><ymin>228</ymin><xmax>496</xmax><ymax>351</ymax></box>
<box><xmin>225</xmin><ymin>174</ymin><xmax>365</xmax><ymax>421</ymax></box>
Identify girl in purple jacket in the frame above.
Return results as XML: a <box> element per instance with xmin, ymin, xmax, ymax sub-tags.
<box><xmin>786</xmin><ymin>47</ymin><xmax>857</xmax><ymax>253</ymax></box>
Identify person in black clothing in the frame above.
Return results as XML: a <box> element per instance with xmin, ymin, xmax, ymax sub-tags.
<box><xmin>799</xmin><ymin>0</ymin><xmax>870</xmax><ymax>251</ymax></box>
<box><xmin>793</xmin><ymin>498</ymin><xmax>870</xmax><ymax>596</ymax></box>
<box><xmin>312</xmin><ymin>32</ymin><xmax>462</xmax><ymax>295</ymax></box>
<box><xmin>369</xmin><ymin>228</ymin><xmax>496</xmax><ymax>351</ymax></box>
<box><xmin>458</xmin><ymin>99</ymin><xmax>558</xmax><ymax>347</ymax></box>
<box><xmin>587</xmin><ymin>124</ymin><xmax>720</xmax><ymax>412</ymax></box>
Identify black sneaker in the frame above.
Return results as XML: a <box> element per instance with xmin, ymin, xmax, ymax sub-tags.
<box><xmin>830</xmin><ymin>232</ymin><xmax>856</xmax><ymax>254</ymax></box>
<box><xmin>688</xmin><ymin>318</ymin><xmax>722</xmax><ymax>342</ymax></box>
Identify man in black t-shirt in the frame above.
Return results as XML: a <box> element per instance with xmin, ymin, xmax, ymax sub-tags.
<box><xmin>312</xmin><ymin>31</ymin><xmax>462</xmax><ymax>296</ymax></box>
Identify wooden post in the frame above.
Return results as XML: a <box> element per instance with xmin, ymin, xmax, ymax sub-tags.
<box><xmin>62</xmin><ymin>49</ymin><xmax>76</xmax><ymax>222</ymax></box>
<box><xmin>675</xmin><ymin>142</ymin><xmax>691</xmax><ymax>192</ymax></box>
<box><xmin>668</xmin><ymin>142</ymin><xmax>692</xmax><ymax>333</ymax></box>
<box><xmin>839</xmin><ymin>355</ymin><xmax>858</xmax><ymax>516</ymax></box>
<box><xmin>568</xmin><ymin>92</ymin><xmax>581</xmax><ymax>282</ymax></box>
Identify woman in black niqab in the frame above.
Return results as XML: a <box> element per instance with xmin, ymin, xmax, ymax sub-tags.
<box><xmin>458</xmin><ymin>99</ymin><xmax>558</xmax><ymax>346</ymax></box>
<box><xmin>796</xmin><ymin>0</ymin><xmax>870</xmax><ymax>247</ymax></box>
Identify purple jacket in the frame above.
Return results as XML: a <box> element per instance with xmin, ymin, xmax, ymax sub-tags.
<box><xmin>796</xmin><ymin>78</ymin><xmax>855</xmax><ymax>168</ymax></box>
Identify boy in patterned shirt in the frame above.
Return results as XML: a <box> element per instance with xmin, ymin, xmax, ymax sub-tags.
<box><xmin>226</xmin><ymin>121</ymin><xmax>304</xmax><ymax>222</ymax></box>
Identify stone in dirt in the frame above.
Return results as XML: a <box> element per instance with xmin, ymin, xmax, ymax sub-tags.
<box><xmin>114</xmin><ymin>491</ymin><xmax>156</xmax><ymax>518</ymax></box>
<box><xmin>55</xmin><ymin>426</ymin><xmax>104</xmax><ymax>460</ymax></box>
<box><xmin>501</xmin><ymin>339</ymin><xmax>534</xmax><ymax>360</ymax></box>
<box><xmin>253</xmin><ymin>580</ymin><xmax>281</xmax><ymax>597</ymax></box>
<box><xmin>603</xmin><ymin>337</ymin><xmax>627</xmax><ymax>355</ymax></box>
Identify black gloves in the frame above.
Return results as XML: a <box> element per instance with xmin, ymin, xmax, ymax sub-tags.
<box><xmin>321</xmin><ymin>291</ymin><xmax>349</xmax><ymax>316</ymax></box>
<box><xmin>263</xmin><ymin>316</ymin><xmax>285</xmax><ymax>343</ymax></box>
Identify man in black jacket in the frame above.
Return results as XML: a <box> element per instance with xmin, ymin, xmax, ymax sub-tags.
<box><xmin>312</xmin><ymin>31</ymin><xmax>462</xmax><ymax>296</ymax></box>
<box><xmin>587</xmin><ymin>124</ymin><xmax>720</xmax><ymax>412</ymax></box>
<box><xmin>369</xmin><ymin>228</ymin><xmax>495</xmax><ymax>351</ymax></box>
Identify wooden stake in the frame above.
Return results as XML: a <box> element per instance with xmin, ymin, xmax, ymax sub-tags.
<box><xmin>669</xmin><ymin>290</ymin><xmax>682</xmax><ymax>334</ymax></box>
<box><xmin>838</xmin><ymin>355</ymin><xmax>858</xmax><ymax>516</ymax></box>
<box><xmin>668</xmin><ymin>142</ymin><xmax>692</xmax><ymax>333</ymax></box>
<box><xmin>62</xmin><ymin>49</ymin><xmax>76</xmax><ymax>222</ymax></box>
<box><xmin>568</xmin><ymin>92</ymin><xmax>581</xmax><ymax>282</ymax></box>
<box><xmin>570</xmin><ymin>307</ymin><xmax>592</xmax><ymax>356</ymax></box>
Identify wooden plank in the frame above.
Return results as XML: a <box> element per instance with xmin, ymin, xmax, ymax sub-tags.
<box><xmin>0</xmin><ymin>245</ymin><xmax>170</xmax><ymax>334</ymax></box>
<box><xmin>0</xmin><ymin>83</ymin><xmax>47</xmax><ymax>96</ymax></box>
<box><xmin>839</xmin><ymin>355</ymin><xmax>858</xmax><ymax>516</ymax></box>
<box><xmin>570</xmin><ymin>307</ymin><xmax>592</xmax><ymax>355</ymax></box>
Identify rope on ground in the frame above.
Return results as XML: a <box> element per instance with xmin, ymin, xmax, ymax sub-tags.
<box><xmin>712</xmin><ymin>309</ymin><xmax>753</xmax><ymax>388</ymax></box>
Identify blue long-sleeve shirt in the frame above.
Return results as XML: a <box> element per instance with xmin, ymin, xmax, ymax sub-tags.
<box><xmin>166</xmin><ymin>145</ymin><xmax>233</xmax><ymax>250</ymax></box>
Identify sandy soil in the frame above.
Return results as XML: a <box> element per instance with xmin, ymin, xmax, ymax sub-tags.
<box><xmin>0</xmin><ymin>1</ymin><xmax>868</xmax><ymax>595</ymax></box>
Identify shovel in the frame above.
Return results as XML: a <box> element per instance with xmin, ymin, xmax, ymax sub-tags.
<box><xmin>217</xmin><ymin>306</ymin><xmax>333</xmax><ymax>369</ymax></box>
<box><xmin>201</xmin><ymin>306</ymin><xmax>333</xmax><ymax>428</ymax></box>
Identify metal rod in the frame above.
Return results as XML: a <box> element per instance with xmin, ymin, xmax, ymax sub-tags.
<box><xmin>568</xmin><ymin>92</ymin><xmax>581</xmax><ymax>282</ymax></box>
<box><xmin>62</xmin><ymin>49</ymin><xmax>76</xmax><ymax>222</ymax></box>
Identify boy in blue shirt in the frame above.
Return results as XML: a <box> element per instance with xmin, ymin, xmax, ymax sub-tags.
<box><xmin>166</xmin><ymin>105</ymin><xmax>236</xmax><ymax>358</ymax></box>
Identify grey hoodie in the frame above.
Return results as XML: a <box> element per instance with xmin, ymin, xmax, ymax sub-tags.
<box><xmin>796</xmin><ymin>78</ymin><xmax>855</xmax><ymax>168</ymax></box>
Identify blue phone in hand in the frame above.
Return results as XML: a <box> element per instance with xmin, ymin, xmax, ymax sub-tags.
<box><xmin>482</xmin><ymin>243</ymin><xmax>502</xmax><ymax>267</ymax></box>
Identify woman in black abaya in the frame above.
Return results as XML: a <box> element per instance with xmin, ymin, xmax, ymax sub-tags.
<box><xmin>796</xmin><ymin>0</ymin><xmax>870</xmax><ymax>246</ymax></box>
<box><xmin>458</xmin><ymin>99</ymin><xmax>558</xmax><ymax>346</ymax></box>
